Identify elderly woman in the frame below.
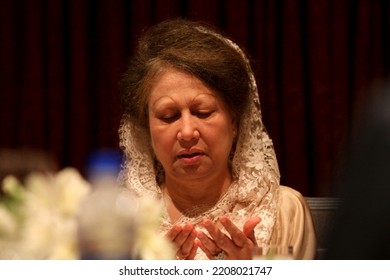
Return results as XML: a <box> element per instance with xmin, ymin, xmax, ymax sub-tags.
<box><xmin>118</xmin><ymin>18</ymin><xmax>316</xmax><ymax>260</ymax></box>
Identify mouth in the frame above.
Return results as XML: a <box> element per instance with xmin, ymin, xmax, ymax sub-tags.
<box><xmin>177</xmin><ymin>152</ymin><xmax>205</xmax><ymax>159</ymax></box>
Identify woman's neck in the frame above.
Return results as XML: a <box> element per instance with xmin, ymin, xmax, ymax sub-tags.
<box><xmin>162</xmin><ymin>174</ymin><xmax>232</xmax><ymax>221</ymax></box>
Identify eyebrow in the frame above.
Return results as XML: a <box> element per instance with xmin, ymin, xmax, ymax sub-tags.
<box><xmin>150</xmin><ymin>96</ymin><xmax>177</xmax><ymax>110</ymax></box>
<box><xmin>150</xmin><ymin>92</ymin><xmax>217</xmax><ymax>109</ymax></box>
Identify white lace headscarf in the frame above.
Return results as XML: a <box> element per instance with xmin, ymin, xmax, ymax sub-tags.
<box><xmin>118</xmin><ymin>21</ymin><xmax>281</xmax><ymax>247</ymax></box>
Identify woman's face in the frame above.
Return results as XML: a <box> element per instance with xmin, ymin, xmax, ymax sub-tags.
<box><xmin>148</xmin><ymin>68</ymin><xmax>235</xmax><ymax>183</ymax></box>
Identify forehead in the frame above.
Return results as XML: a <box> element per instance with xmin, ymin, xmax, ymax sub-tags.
<box><xmin>148</xmin><ymin>68</ymin><xmax>221</xmax><ymax>106</ymax></box>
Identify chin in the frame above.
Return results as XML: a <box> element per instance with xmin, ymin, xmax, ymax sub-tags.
<box><xmin>171</xmin><ymin>166</ymin><xmax>214</xmax><ymax>181</ymax></box>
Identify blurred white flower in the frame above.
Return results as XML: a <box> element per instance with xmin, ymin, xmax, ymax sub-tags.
<box><xmin>0</xmin><ymin>167</ymin><xmax>174</xmax><ymax>260</ymax></box>
<box><xmin>0</xmin><ymin>168</ymin><xmax>91</xmax><ymax>259</ymax></box>
<box><xmin>0</xmin><ymin>205</ymin><xmax>17</xmax><ymax>236</ymax></box>
<box><xmin>132</xmin><ymin>196</ymin><xmax>175</xmax><ymax>260</ymax></box>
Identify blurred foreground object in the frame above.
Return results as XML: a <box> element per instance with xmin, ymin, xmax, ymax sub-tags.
<box><xmin>326</xmin><ymin>81</ymin><xmax>390</xmax><ymax>259</ymax></box>
<box><xmin>0</xmin><ymin>148</ymin><xmax>58</xmax><ymax>195</ymax></box>
<box><xmin>78</xmin><ymin>187</ymin><xmax>175</xmax><ymax>260</ymax></box>
<box><xmin>0</xmin><ymin>168</ymin><xmax>91</xmax><ymax>259</ymax></box>
<box><xmin>0</xmin><ymin>165</ymin><xmax>174</xmax><ymax>260</ymax></box>
<box><xmin>85</xmin><ymin>149</ymin><xmax>123</xmax><ymax>189</ymax></box>
<box><xmin>79</xmin><ymin>148</ymin><xmax>175</xmax><ymax>259</ymax></box>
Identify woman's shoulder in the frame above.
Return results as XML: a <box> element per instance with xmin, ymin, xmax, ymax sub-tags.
<box><xmin>279</xmin><ymin>185</ymin><xmax>306</xmax><ymax>201</ymax></box>
<box><xmin>278</xmin><ymin>185</ymin><xmax>309</xmax><ymax>214</ymax></box>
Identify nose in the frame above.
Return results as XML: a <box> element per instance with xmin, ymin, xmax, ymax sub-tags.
<box><xmin>177</xmin><ymin>114</ymin><xmax>200</xmax><ymax>143</ymax></box>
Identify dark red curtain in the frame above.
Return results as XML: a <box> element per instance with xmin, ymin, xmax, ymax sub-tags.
<box><xmin>1</xmin><ymin>0</ymin><xmax>389</xmax><ymax>196</ymax></box>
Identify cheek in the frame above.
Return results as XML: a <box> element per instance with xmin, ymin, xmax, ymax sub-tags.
<box><xmin>149</xmin><ymin>125</ymin><xmax>174</xmax><ymax>159</ymax></box>
<box><xmin>204</xmin><ymin>122</ymin><xmax>235</xmax><ymax>153</ymax></box>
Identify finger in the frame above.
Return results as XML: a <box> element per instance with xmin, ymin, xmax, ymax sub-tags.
<box><xmin>187</xmin><ymin>240</ymin><xmax>199</xmax><ymax>260</ymax></box>
<box><xmin>196</xmin><ymin>232</ymin><xmax>216</xmax><ymax>259</ymax></box>
<box><xmin>202</xmin><ymin>219</ymin><xmax>225</xmax><ymax>241</ymax></box>
<box><xmin>197</xmin><ymin>231</ymin><xmax>221</xmax><ymax>258</ymax></box>
<box><xmin>180</xmin><ymin>228</ymin><xmax>197</xmax><ymax>256</ymax></box>
<box><xmin>171</xmin><ymin>224</ymin><xmax>194</xmax><ymax>249</ymax></box>
<box><xmin>219</xmin><ymin>215</ymin><xmax>248</xmax><ymax>247</ymax></box>
<box><xmin>165</xmin><ymin>224</ymin><xmax>182</xmax><ymax>241</ymax></box>
<box><xmin>243</xmin><ymin>217</ymin><xmax>261</xmax><ymax>244</ymax></box>
<box><xmin>203</xmin><ymin>219</ymin><xmax>234</xmax><ymax>252</ymax></box>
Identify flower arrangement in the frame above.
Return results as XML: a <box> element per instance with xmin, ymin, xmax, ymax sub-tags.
<box><xmin>0</xmin><ymin>167</ymin><xmax>174</xmax><ymax>260</ymax></box>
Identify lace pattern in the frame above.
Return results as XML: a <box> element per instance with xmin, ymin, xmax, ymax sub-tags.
<box><xmin>118</xmin><ymin>25</ymin><xmax>281</xmax><ymax>259</ymax></box>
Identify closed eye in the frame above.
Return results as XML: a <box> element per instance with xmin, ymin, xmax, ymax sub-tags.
<box><xmin>194</xmin><ymin>111</ymin><xmax>213</xmax><ymax>119</ymax></box>
<box><xmin>159</xmin><ymin>114</ymin><xmax>180</xmax><ymax>123</ymax></box>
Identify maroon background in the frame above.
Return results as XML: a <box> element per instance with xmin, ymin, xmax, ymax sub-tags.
<box><xmin>1</xmin><ymin>0</ymin><xmax>389</xmax><ymax>196</ymax></box>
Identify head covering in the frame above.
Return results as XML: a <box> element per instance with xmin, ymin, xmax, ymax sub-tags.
<box><xmin>118</xmin><ymin>20</ymin><xmax>281</xmax><ymax>247</ymax></box>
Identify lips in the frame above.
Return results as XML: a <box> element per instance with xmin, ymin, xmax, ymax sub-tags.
<box><xmin>177</xmin><ymin>152</ymin><xmax>204</xmax><ymax>159</ymax></box>
<box><xmin>177</xmin><ymin>149</ymin><xmax>205</xmax><ymax>160</ymax></box>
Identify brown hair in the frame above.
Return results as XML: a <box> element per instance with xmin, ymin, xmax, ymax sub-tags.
<box><xmin>120</xmin><ymin>18</ymin><xmax>252</xmax><ymax>129</ymax></box>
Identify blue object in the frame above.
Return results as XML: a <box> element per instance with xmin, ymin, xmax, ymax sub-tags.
<box><xmin>85</xmin><ymin>149</ymin><xmax>123</xmax><ymax>180</ymax></box>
